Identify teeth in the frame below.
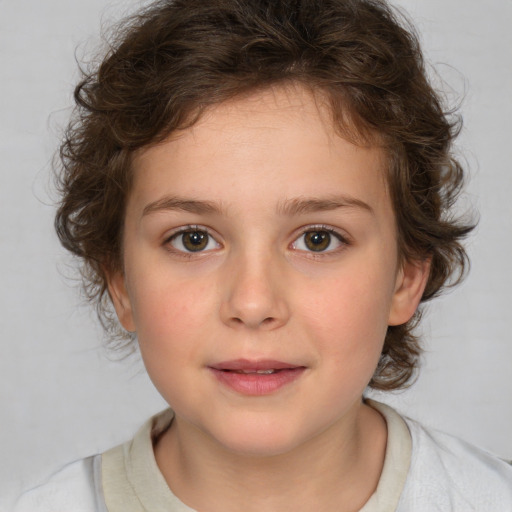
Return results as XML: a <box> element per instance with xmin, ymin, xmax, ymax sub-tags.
<box><xmin>233</xmin><ymin>369</ymin><xmax>276</xmax><ymax>374</ymax></box>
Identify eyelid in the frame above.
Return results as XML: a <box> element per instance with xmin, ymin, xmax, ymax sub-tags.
<box><xmin>290</xmin><ymin>224</ymin><xmax>351</xmax><ymax>253</ymax></box>
<box><xmin>163</xmin><ymin>224</ymin><xmax>222</xmax><ymax>254</ymax></box>
<box><xmin>162</xmin><ymin>223</ymin><xmax>350</xmax><ymax>256</ymax></box>
<box><xmin>164</xmin><ymin>224</ymin><xmax>209</xmax><ymax>238</ymax></box>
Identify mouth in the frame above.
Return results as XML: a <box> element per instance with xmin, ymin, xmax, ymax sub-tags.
<box><xmin>208</xmin><ymin>359</ymin><xmax>306</xmax><ymax>395</ymax></box>
<box><xmin>223</xmin><ymin>369</ymin><xmax>281</xmax><ymax>375</ymax></box>
<box><xmin>210</xmin><ymin>359</ymin><xmax>303</xmax><ymax>371</ymax></box>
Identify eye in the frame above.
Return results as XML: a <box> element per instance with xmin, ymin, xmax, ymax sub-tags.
<box><xmin>292</xmin><ymin>228</ymin><xmax>346</xmax><ymax>253</ymax></box>
<box><xmin>168</xmin><ymin>228</ymin><xmax>220</xmax><ymax>253</ymax></box>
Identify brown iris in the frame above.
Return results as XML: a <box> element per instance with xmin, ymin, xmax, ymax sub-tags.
<box><xmin>304</xmin><ymin>230</ymin><xmax>331</xmax><ymax>252</ymax></box>
<box><xmin>182</xmin><ymin>230</ymin><xmax>209</xmax><ymax>252</ymax></box>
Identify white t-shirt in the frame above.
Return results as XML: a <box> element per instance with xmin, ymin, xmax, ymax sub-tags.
<box><xmin>13</xmin><ymin>401</ymin><xmax>512</xmax><ymax>511</ymax></box>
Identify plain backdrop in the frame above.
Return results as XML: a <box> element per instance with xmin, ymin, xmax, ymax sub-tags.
<box><xmin>1</xmin><ymin>0</ymin><xmax>511</xmax><ymax>505</ymax></box>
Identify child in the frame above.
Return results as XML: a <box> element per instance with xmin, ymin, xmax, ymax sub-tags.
<box><xmin>14</xmin><ymin>0</ymin><xmax>512</xmax><ymax>510</ymax></box>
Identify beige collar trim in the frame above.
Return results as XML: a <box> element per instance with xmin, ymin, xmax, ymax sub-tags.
<box><xmin>359</xmin><ymin>400</ymin><xmax>412</xmax><ymax>512</ymax></box>
<box><xmin>102</xmin><ymin>400</ymin><xmax>411</xmax><ymax>512</ymax></box>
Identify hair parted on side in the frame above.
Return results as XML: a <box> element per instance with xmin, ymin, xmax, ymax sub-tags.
<box><xmin>55</xmin><ymin>0</ymin><xmax>475</xmax><ymax>390</ymax></box>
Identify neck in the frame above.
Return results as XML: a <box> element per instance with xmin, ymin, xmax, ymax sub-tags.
<box><xmin>154</xmin><ymin>402</ymin><xmax>387</xmax><ymax>512</ymax></box>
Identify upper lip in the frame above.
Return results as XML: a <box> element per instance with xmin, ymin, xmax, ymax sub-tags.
<box><xmin>209</xmin><ymin>359</ymin><xmax>303</xmax><ymax>371</ymax></box>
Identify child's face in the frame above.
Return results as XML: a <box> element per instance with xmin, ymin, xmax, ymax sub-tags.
<box><xmin>109</xmin><ymin>85</ymin><xmax>427</xmax><ymax>456</ymax></box>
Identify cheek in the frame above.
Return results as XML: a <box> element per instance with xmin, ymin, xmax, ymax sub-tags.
<box><xmin>298</xmin><ymin>271</ymin><xmax>393</xmax><ymax>359</ymax></box>
<box><xmin>129</xmin><ymin>279</ymin><xmax>215</xmax><ymax>402</ymax></box>
<box><xmin>128</xmin><ymin>272</ymin><xmax>216</xmax><ymax>360</ymax></box>
<box><xmin>130</xmin><ymin>263</ymin><xmax>210</xmax><ymax>324</ymax></box>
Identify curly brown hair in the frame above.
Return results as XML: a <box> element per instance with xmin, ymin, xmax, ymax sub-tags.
<box><xmin>55</xmin><ymin>0</ymin><xmax>474</xmax><ymax>390</ymax></box>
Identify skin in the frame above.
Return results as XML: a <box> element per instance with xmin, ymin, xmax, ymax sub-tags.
<box><xmin>108</xmin><ymin>85</ymin><xmax>429</xmax><ymax>512</ymax></box>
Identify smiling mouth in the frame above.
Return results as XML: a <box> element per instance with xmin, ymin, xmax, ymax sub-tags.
<box><xmin>209</xmin><ymin>360</ymin><xmax>306</xmax><ymax>395</ymax></box>
<box><xmin>209</xmin><ymin>359</ymin><xmax>305</xmax><ymax>374</ymax></box>
<box><xmin>221</xmin><ymin>369</ymin><xmax>285</xmax><ymax>375</ymax></box>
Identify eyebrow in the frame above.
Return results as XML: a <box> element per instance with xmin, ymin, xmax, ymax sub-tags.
<box><xmin>142</xmin><ymin>197</ymin><xmax>222</xmax><ymax>216</ymax></box>
<box><xmin>277</xmin><ymin>196</ymin><xmax>374</xmax><ymax>216</ymax></box>
<box><xmin>142</xmin><ymin>194</ymin><xmax>374</xmax><ymax>217</ymax></box>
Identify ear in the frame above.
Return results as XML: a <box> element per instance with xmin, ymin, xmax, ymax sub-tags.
<box><xmin>388</xmin><ymin>257</ymin><xmax>431</xmax><ymax>326</ymax></box>
<box><xmin>106</xmin><ymin>270</ymin><xmax>136</xmax><ymax>332</ymax></box>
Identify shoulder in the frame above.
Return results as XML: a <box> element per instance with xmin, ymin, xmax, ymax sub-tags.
<box><xmin>400</xmin><ymin>417</ymin><xmax>512</xmax><ymax>511</ymax></box>
<box><xmin>13</xmin><ymin>455</ymin><xmax>107</xmax><ymax>512</ymax></box>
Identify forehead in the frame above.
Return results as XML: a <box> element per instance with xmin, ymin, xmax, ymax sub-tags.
<box><xmin>129</xmin><ymin>85</ymin><xmax>391</xmax><ymax>219</ymax></box>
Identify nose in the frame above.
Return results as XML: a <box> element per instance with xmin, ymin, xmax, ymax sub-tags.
<box><xmin>219</xmin><ymin>250</ymin><xmax>290</xmax><ymax>331</ymax></box>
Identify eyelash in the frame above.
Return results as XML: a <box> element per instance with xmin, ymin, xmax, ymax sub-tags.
<box><xmin>291</xmin><ymin>225</ymin><xmax>350</xmax><ymax>256</ymax></box>
<box><xmin>163</xmin><ymin>224</ymin><xmax>350</xmax><ymax>257</ymax></box>
<box><xmin>164</xmin><ymin>225</ymin><xmax>220</xmax><ymax>258</ymax></box>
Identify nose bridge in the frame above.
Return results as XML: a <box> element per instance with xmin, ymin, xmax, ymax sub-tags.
<box><xmin>220</xmin><ymin>243</ymin><xmax>289</xmax><ymax>330</ymax></box>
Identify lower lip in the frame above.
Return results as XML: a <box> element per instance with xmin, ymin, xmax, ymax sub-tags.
<box><xmin>209</xmin><ymin>368</ymin><xmax>306</xmax><ymax>395</ymax></box>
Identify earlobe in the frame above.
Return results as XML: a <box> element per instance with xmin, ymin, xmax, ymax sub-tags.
<box><xmin>106</xmin><ymin>270</ymin><xmax>136</xmax><ymax>332</ymax></box>
<box><xmin>388</xmin><ymin>258</ymin><xmax>431</xmax><ymax>326</ymax></box>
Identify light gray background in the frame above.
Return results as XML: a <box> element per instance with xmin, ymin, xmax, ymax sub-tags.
<box><xmin>1</xmin><ymin>0</ymin><xmax>511</xmax><ymax>504</ymax></box>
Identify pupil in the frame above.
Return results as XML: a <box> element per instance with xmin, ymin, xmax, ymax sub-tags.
<box><xmin>305</xmin><ymin>231</ymin><xmax>330</xmax><ymax>252</ymax></box>
<box><xmin>184</xmin><ymin>231</ymin><xmax>207</xmax><ymax>251</ymax></box>
<box><xmin>189</xmin><ymin>232</ymin><xmax>203</xmax><ymax>245</ymax></box>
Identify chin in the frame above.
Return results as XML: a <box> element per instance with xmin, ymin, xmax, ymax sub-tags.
<box><xmin>223</xmin><ymin>436</ymin><xmax>303</xmax><ymax>458</ymax></box>
<box><xmin>206</xmin><ymin>415</ymin><xmax>314</xmax><ymax>458</ymax></box>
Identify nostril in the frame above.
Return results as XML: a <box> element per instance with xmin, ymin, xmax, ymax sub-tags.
<box><xmin>229</xmin><ymin>316</ymin><xmax>276</xmax><ymax>328</ymax></box>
